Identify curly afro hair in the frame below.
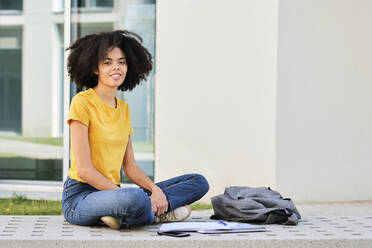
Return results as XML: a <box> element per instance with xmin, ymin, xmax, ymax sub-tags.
<box><xmin>67</xmin><ymin>30</ymin><xmax>153</xmax><ymax>91</ymax></box>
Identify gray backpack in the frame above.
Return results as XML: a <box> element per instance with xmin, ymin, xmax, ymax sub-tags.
<box><xmin>211</xmin><ymin>186</ymin><xmax>301</xmax><ymax>225</ymax></box>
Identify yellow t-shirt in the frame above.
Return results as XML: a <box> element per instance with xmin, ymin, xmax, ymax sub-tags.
<box><xmin>67</xmin><ymin>88</ymin><xmax>133</xmax><ymax>185</ymax></box>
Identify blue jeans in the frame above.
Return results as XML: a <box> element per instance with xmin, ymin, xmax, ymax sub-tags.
<box><xmin>62</xmin><ymin>174</ymin><xmax>209</xmax><ymax>227</ymax></box>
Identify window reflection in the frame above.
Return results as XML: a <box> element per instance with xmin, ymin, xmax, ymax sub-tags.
<box><xmin>0</xmin><ymin>28</ymin><xmax>22</xmax><ymax>134</ymax></box>
<box><xmin>0</xmin><ymin>0</ymin><xmax>155</xmax><ymax>183</ymax></box>
<box><xmin>77</xmin><ymin>0</ymin><xmax>113</xmax><ymax>8</ymax></box>
<box><xmin>0</xmin><ymin>0</ymin><xmax>22</xmax><ymax>11</ymax></box>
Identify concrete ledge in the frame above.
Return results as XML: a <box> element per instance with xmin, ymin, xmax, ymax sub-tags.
<box><xmin>1</xmin><ymin>215</ymin><xmax>372</xmax><ymax>248</ymax></box>
<box><xmin>1</xmin><ymin>239</ymin><xmax>371</xmax><ymax>248</ymax></box>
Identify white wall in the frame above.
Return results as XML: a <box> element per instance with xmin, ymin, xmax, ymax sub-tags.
<box><xmin>155</xmin><ymin>0</ymin><xmax>278</xmax><ymax>202</ymax></box>
<box><xmin>277</xmin><ymin>0</ymin><xmax>372</xmax><ymax>202</ymax></box>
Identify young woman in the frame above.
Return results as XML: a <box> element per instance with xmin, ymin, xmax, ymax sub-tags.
<box><xmin>62</xmin><ymin>30</ymin><xmax>209</xmax><ymax>229</ymax></box>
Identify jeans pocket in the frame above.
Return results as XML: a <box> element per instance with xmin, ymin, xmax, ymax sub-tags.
<box><xmin>65</xmin><ymin>183</ymin><xmax>81</xmax><ymax>193</ymax></box>
<box><xmin>64</xmin><ymin>178</ymin><xmax>83</xmax><ymax>192</ymax></box>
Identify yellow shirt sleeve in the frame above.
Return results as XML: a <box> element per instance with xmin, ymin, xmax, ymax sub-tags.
<box><xmin>67</xmin><ymin>94</ymin><xmax>91</xmax><ymax>127</ymax></box>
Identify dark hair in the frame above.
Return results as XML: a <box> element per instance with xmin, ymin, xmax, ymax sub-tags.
<box><xmin>67</xmin><ymin>30</ymin><xmax>152</xmax><ymax>91</ymax></box>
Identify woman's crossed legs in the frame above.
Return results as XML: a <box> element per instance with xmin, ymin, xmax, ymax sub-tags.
<box><xmin>62</xmin><ymin>173</ymin><xmax>209</xmax><ymax>226</ymax></box>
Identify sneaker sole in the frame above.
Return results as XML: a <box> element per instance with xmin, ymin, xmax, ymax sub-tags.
<box><xmin>100</xmin><ymin>216</ymin><xmax>121</xmax><ymax>230</ymax></box>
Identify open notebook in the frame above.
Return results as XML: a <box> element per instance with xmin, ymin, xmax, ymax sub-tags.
<box><xmin>159</xmin><ymin>221</ymin><xmax>266</xmax><ymax>234</ymax></box>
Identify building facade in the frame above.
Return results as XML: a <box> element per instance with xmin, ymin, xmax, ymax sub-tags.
<box><xmin>1</xmin><ymin>0</ymin><xmax>372</xmax><ymax>203</ymax></box>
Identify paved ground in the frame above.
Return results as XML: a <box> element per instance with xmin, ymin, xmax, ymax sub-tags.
<box><xmin>0</xmin><ymin>213</ymin><xmax>371</xmax><ymax>248</ymax></box>
<box><xmin>1</xmin><ymin>203</ymin><xmax>372</xmax><ymax>248</ymax></box>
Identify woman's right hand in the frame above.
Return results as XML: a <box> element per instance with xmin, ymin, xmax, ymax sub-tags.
<box><xmin>150</xmin><ymin>185</ymin><xmax>168</xmax><ymax>216</ymax></box>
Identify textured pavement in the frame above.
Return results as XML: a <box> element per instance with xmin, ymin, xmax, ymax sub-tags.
<box><xmin>1</xmin><ymin>207</ymin><xmax>372</xmax><ymax>248</ymax></box>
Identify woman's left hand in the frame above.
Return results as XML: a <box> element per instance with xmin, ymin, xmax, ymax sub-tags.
<box><xmin>150</xmin><ymin>185</ymin><xmax>168</xmax><ymax>216</ymax></box>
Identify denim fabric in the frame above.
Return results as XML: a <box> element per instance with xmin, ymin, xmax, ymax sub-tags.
<box><xmin>62</xmin><ymin>174</ymin><xmax>209</xmax><ymax>227</ymax></box>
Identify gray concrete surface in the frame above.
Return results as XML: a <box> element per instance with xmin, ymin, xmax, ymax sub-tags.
<box><xmin>296</xmin><ymin>201</ymin><xmax>372</xmax><ymax>216</ymax></box>
<box><xmin>0</xmin><ymin>200</ymin><xmax>371</xmax><ymax>247</ymax></box>
<box><xmin>1</xmin><ymin>210</ymin><xmax>372</xmax><ymax>248</ymax></box>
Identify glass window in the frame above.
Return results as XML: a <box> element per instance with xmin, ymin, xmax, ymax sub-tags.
<box><xmin>0</xmin><ymin>28</ymin><xmax>22</xmax><ymax>134</ymax></box>
<box><xmin>77</xmin><ymin>0</ymin><xmax>113</xmax><ymax>8</ymax></box>
<box><xmin>64</xmin><ymin>0</ymin><xmax>113</xmax><ymax>10</ymax></box>
<box><xmin>117</xmin><ymin>1</ymin><xmax>156</xmax><ymax>182</ymax></box>
<box><xmin>0</xmin><ymin>4</ymin><xmax>63</xmax><ymax>181</ymax></box>
<box><xmin>116</xmin><ymin>2</ymin><xmax>156</xmax><ymax>149</ymax></box>
<box><xmin>0</xmin><ymin>0</ymin><xmax>22</xmax><ymax>11</ymax></box>
<box><xmin>0</xmin><ymin>0</ymin><xmax>156</xmax><ymax>184</ymax></box>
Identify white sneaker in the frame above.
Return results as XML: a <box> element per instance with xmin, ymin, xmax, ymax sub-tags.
<box><xmin>154</xmin><ymin>205</ymin><xmax>191</xmax><ymax>223</ymax></box>
<box><xmin>100</xmin><ymin>216</ymin><xmax>122</xmax><ymax>230</ymax></box>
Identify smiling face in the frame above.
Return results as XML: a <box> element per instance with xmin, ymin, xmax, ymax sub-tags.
<box><xmin>95</xmin><ymin>46</ymin><xmax>128</xmax><ymax>89</ymax></box>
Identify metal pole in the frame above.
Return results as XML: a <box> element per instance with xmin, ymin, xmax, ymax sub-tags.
<box><xmin>63</xmin><ymin>0</ymin><xmax>71</xmax><ymax>183</ymax></box>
